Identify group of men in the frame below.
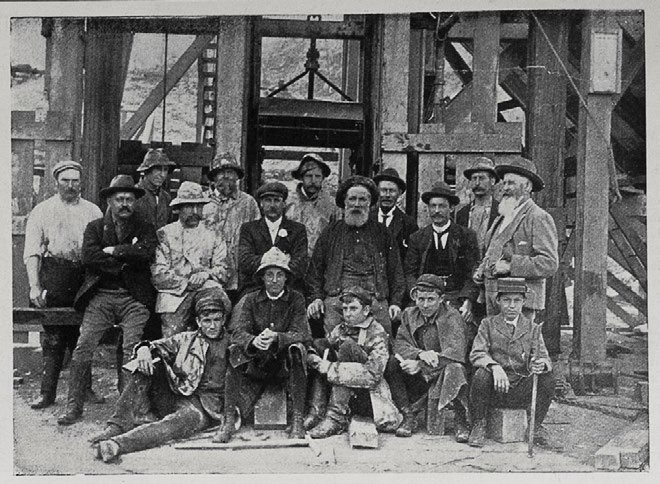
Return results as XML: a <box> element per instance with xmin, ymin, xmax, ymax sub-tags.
<box><xmin>23</xmin><ymin>148</ymin><xmax>558</xmax><ymax>463</ymax></box>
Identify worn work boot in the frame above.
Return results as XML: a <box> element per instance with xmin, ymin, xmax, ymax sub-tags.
<box><xmin>467</xmin><ymin>419</ymin><xmax>487</xmax><ymax>448</ymax></box>
<box><xmin>98</xmin><ymin>439</ymin><xmax>121</xmax><ymax>463</ymax></box>
<box><xmin>308</xmin><ymin>417</ymin><xmax>345</xmax><ymax>439</ymax></box>
<box><xmin>290</xmin><ymin>410</ymin><xmax>305</xmax><ymax>440</ymax></box>
<box><xmin>30</xmin><ymin>348</ymin><xmax>63</xmax><ymax>409</ymax></box>
<box><xmin>303</xmin><ymin>377</ymin><xmax>328</xmax><ymax>430</ymax></box>
<box><xmin>30</xmin><ymin>394</ymin><xmax>56</xmax><ymax>410</ymax></box>
<box><xmin>454</xmin><ymin>405</ymin><xmax>470</xmax><ymax>443</ymax></box>
<box><xmin>395</xmin><ymin>406</ymin><xmax>416</xmax><ymax>438</ymax></box>
<box><xmin>84</xmin><ymin>367</ymin><xmax>106</xmax><ymax>404</ymax></box>
<box><xmin>309</xmin><ymin>385</ymin><xmax>351</xmax><ymax>439</ymax></box>
<box><xmin>89</xmin><ymin>423</ymin><xmax>124</xmax><ymax>445</ymax></box>
<box><xmin>57</xmin><ymin>361</ymin><xmax>88</xmax><ymax>426</ymax></box>
<box><xmin>213</xmin><ymin>407</ymin><xmax>237</xmax><ymax>443</ymax></box>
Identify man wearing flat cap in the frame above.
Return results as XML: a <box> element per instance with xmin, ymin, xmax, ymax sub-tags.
<box><xmin>468</xmin><ymin>278</ymin><xmax>554</xmax><ymax>448</ymax></box>
<box><xmin>386</xmin><ymin>274</ymin><xmax>470</xmax><ymax>442</ymax></box>
<box><xmin>133</xmin><ymin>148</ymin><xmax>178</xmax><ymax>230</ymax></box>
<box><xmin>215</xmin><ymin>248</ymin><xmax>311</xmax><ymax>443</ymax></box>
<box><xmin>91</xmin><ymin>287</ymin><xmax>232</xmax><ymax>463</ymax></box>
<box><xmin>58</xmin><ymin>175</ymin><xmax>158</xmax><ymax>425</ymax></box>
<box><xmin>370</xmin><ymin>167</ymin><xmax>419</xmax><ymax>263</ymax></box>
<box><xmin>405</xmin><ymin>181</ymin><xmax>480</xmax><ymax>329</ymax></box>
<box><xmin>306</xmin><ymin>286</ymin><xmax>401</xmax><ymax>439</ymax></box>
<box><xmin>238</xmin><ymin>181</ymin><xmax>308</xmax><ymax>296</ymax></box>
<box><xmin>23</xmin><ymin>160</ymin><xmax>105</xmax><ymax>409</ymax></box>
<box><xmin>151</xmin><ymin>182</ymin><xmax>229</xmax><ymax>337</ymax></box>
<box><xmin>203</xmin><ymin>152</ymin><xmax>260</xmax><ymax>303</ymax></box>
<box><xmin>307</xmin><ymin>175</ymin><xmax>405</xmax><ymax>336</ymax></box>
<box><xmin>286</xmin><ymin>153</ymin><xmax>340</xmax><ymax>256</ymax></box>
<box><xmin>474</xmin><ymin>156</ymin><xmax>558</xmax><ymax>326</ymax></box>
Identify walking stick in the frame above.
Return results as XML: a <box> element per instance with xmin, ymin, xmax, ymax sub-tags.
<box><xmin>527</xmin><ymin>322</ymin><xmax>543</xmax><ymax>458</ymax></box>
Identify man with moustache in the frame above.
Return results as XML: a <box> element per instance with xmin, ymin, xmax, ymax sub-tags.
<box><xmin>307</xmin><ymin>176</ymin><xmax>405</xmax><ymax>336</ymax></box>
<box><xmin>238</xmin><ymin>181</ymin><xmax>308</xmax><ymax>296</ymax></box>
<box><xmin>203</xmin><ymin>152</ymin><xmax>260</xmax><ymax>304</ymax></box>
<box><xmin>151</xmin><ymin>182</ymin><xmax>229</xmax><ymax>337</ymax></box>
<box><xmin>133</xmin><ymin>148</ymin><xmax>177</xmax><ymax>230</ymax></box>
<box><xmin>23</xmin><ymin>160</ymin><xmax>105</xmax><ymax>409</ymax></box>
<box><xmin>58</xmin><ymin>175</ymin><xmax>158</xmax><ymax>425</ymax></box>
<box><xmin>474</xmin><ymin>156</ymin><xmax>558</xmax><ymax>322</ymax></box>
<box><xmin>370</xmin><ymin>167</ymin><xmax>418</xmax><ymax>263</ymax></box>
<box><xmin>285</xmin><ymin>153</ymin><xmax>340</xmax><ymax>256</ymax></box>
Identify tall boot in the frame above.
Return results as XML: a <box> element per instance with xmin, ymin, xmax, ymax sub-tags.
<box><xmin>303</xmin><ymin>376</ymin><xmax>328</xmax><ymax>430</ymax></box>
<box><xmin>288</xmin><ymin>353</ymin><xmax>307</xmax><ymax>439</ymax></box>
<box><xmin>454</xmin><ymin>403</ymin><xmax>470</xmax><ymax>443</ymax></box>
<box><xmin>213</xmin><ymin>367</ymin><xmax>239</xmax><ymax>443</ymax></box>
<box><xmin>395</xmin><ymin>406</ymin><xmax>416</xmax><ymax>438</ymax></box>
<box><xmin>84</xmin><ymin>366</ymin><xmax>106</xmax><ymax>404</ymax></box>
<box><xmin>57</xmin><ymin>360</ymin><xmax>89</xmax><ymax>425</ymax></box>
<box><xmin>309</xmin><ymin>385</ymin><xmax>352</xmax><ymax>439</ymax></box>
<box><xmin>30</xmin><ymin>348</ymin><xmax>64</xmax><ymax>409</ymax></box>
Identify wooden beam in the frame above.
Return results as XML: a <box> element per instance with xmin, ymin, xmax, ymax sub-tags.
<box><xmin>607</xmin><ymin>272</ymin><xmax>646</xmax><ymax>315</ymax></box>
<box><xmin>175</xmin><ymin>439</ymin><xmax>309</xmax><ymax>450</ymax></box>
<box><xmin>471</xmin><ymin>13</ymin><xmax>500</xmax><ymax>127</ymax></box>
<box><xmin>609</xmin><ymin>203</ymin><xmax>647</xmax><ymax>268</ymax></box>
<box><xmin>11</xmin><ymin>111</ymin><xmax>73</xmax><ymax>141</ymax></box>
<box><xmin>87</xmin><ymin>17</ymin><xmax>220</xmax><ymax>35</ymax></box>
<box><xmin>607</xmin><ymin>297</ymin><xmax>635</xmax><ymax>327</ymax></box>
<box><xmin>615</xmin><ymin>35</ymin><xmax>645</xmax><ymax>105</ymax></box>
<box><xmin>259</xmin><ymin>97</ymin><xmax>363</xmax><ymax>121</ymax></box>
<box><xmin>410</xmin><ymin>14</ymin><xmax>529</xmax><ymax>40</ymax></box>
<box><xmin>609</xmin><ymin>213</ymin><xmax>647</xmax><ymax>290</ymax></box>
<box><xmin>121</xmin><ymin>35</ymin><xmax>214</xmax><ymax>140</ymax></box>
<box><xmin>13</xmin><ymin>308</ymin><xmax>83</xmax><ymax>326</ymax></box>
<box><xmin>256</xmin><ymin>18</ymin><xmax>364</xmax><ymax>39</ymax></box>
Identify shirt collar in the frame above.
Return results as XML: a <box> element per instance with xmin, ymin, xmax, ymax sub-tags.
<box><xmin>266</xmin><ymin>289</ymin><xmax>285</xmax><ymax>301</ymax></box>
<box><xmin>344</xmin><ymin>315</ymin><xmax>374</xmax><ymax>329</ymax></box>
<box><xmin>265</xmin><ymin>217</ymin><xmax>283</xmax><ymax>230</ymax></box>
<box><xmin>504</xmin><ymin>315</ymin><xmax>520</xmax><ymax>327</ymax></box>
<box><xmin>432</xmin><ymin>220</ymin><xmax>451</xmax><ymax>233</ymax></box>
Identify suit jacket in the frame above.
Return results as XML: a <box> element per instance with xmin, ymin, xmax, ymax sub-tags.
<box><xmin>404</xmin><ymin>222</ymin><xmax>480</xmax><ymax>301</ymax></box>
<box><xmin>455</xmin><ymin>198</ymin><xmax>499</xmax><ymax>231</ymax></box>
<box><xmin>133</xmin><ymin>181</ymin><xmax>172</xmax><ymax>230</ymax></box>
<box><xmin>237</xmin><ymin>216</ymin><xmax>308</xmax><ymax>294</ymax></box>
<box><xmin>369</xmin><ymin>206</ymin><xmax>419</xmax><ymax>263</ymax></box>
<box><xmin>477</xmin><ymin>198</ymin><xmax>558</xmax><ymax>310</ymax></box>
<box><xmin>74</xmin><ymin>210</ymin><xmax>158</xmax><ymax>311</ymax></box>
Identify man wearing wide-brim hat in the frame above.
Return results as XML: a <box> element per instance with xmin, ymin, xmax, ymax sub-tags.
<box><xmin>404</xmin><ymin>180</ymin><xmax>480</xmax><ymax>327</ymax></box>
<box><xmin>238</xmin><ymin>181</ymin><xmax>308</xmax><ymax>297</ymax></box>
<box><xmin>370</xmin><ymin>167</ymin><xmax>419</xmax><ymax>263</ymax></box>
<box><xmin>151</xmin><ymin>181</ymin><xmax>229</xmax><ymax>338</ymax></box>
<box><xmin>473</xmin><ymin>155</ymin><xmax>558</xmax><ymax>328</ymax></box>
<box><xmin>203</xmin><ymin>151</ymin><xmax>260</xmax><ymax>302</ymax></box>
<box><xmin>57</xmin><ymin>174</ymin><xmax>158</xmax><ymax>426</ymax></box>
<box><xmin>306</xmin><ymin>175</ymin><xmax>405</xmax><ymax>336</ymax></box>
<box><xmin>134</xmin><ymin>148</ymin><xmax>178</xmax><ymax>230</ymax></box>
<box><xmin>215</xmin><ymin>247</ymin><xmax>311</xmax><ymax>443</ymax></box>
<box><xmin>285</xmin><ymin>153</ymin><xmax>340</xmax><ymax>256</ymax></box>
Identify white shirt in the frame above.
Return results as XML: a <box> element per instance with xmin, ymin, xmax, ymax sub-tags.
<box><xmin>504</xmin><ymin>314</ymin><xmax>520</xmax><ymax>328</ymax></box>
<box><xmin>431</xmin><ymin>220</ymin><xmax>451</xmax><ymax>250</ymax></box>
<box><xmin>265</xmin><ymin>217</ymin><xmax>283</xmax><ymax>245</ymax></box>
<box><xmin>378</xmin><ymin>207</ymin><xmax>395</xmax><ymax>227</ymax></box>
<box><xmin>266</xmin><ymin>289</ymin><xmax>285</xmax><ymax>301</ymax></box>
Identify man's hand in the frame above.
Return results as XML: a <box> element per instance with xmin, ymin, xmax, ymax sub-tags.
<box><xmin>459</xmin><ymin>299</ymin><xmax>474</xmax><ymax>324</ymax></box>
<box><xmin>530</xmin><ymin>359</ymin><xmax>546</xmax><ymax>374</ymax></box>
<box><xmin>473</xmin><ymin>263</ymin><xmax>485</xmax><ymax>285</ymax></box>
<box><xmin>188</xmin><ymin>271</ymin><xmax>210</xmax><ymax>290</ymax></box>
<box><xmin>29</xmin><ymin>286</ymin><xmax>46</xmax><ymax>308</ymax></box>
<box><xmin>317</xmin><ymin>359</ymin><xmax>331</xmax><ymax>375</ymax></box>
<box><xmin>418</xmin><ymin>350</ymin><xmax>440</xmax><ymax>368</ymax></box>
<box><xmin>399</xmin><ymin>359</ymin><xmax>421</xmax><ymax>375</ymax></box>
<box><xmin>493</xmin><ymin>259</ymin><xmax>511</xmax><ymax>276</ymax></box>
<box><xmin>491</xmin><ymin>364</ymin><xmax>510</xmax><ymax>393</ymax></box>
<box><xmin>307</xmin><ymin>353</ymin><xmax>322</xmax><ymax>370</ymax></box>
<box><xmin>388</xmin><ymin>305</ymin><xmax>401</xmax><ymax>320</ymax></box>
<box><xmin>136</xmin><ymin>346</ymin><xmax>155</xmax><ymax>375</ymax></box>
<box><xmin>102</xmin><ymin>246</ymin><xmax>116</xmax><ymax>256</ymax></box>
<box><xmin>252</xmin><ymin>328</ymin><xmax>277</xmax><ymax>351</ymax></box>
<box><xmin>307</xmin><ymin>299</ymin><xmax>325</xmax><ymax>319</ymax></box>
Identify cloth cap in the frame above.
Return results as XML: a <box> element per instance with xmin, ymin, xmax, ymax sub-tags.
<box><xmin>373</xmin><ymin>167</ymin><xmax>406</xmax><ymax>193</ymax></box>
<box><xmin>292</xmin><ymin>153</ymin><xmax>331</xmax><ymax>179</ymax></box>
<box><xmin>463</xmin><ymin>157</ymin><xmax>499</xmax><ymax>181</ymax></box>
<box><xmin>413</xmin><ymin>274</ymin><xmax>446</xmax><ymax>295</ymax></box>
<box><xmin>256</xmin><ymin>181</ymin><xmax>289</xmax><ymax>201</ymax></box>
<box><xmin>52</xmin><ymin>160</ymin><xmax>83</xmax><ymax>180</ymax></box>
<box><xmin>421</xmin><ymin>181</ymin><xmax>461</xmax><ymax>206</ymax></box>
<box><xmin>170</xmin><ymin>181</ymin><xmax>211</xmax><ymax>207</ymax></box>
<box><xmin>255</xmin><ymin>247</ymin><xmax>292</xmax><ymax>277</ymax></box>
<box><xmin>208</xmin><ymin>152</ymin><xmax>244</xmax><ymax>180</ymax></box>
<box><xmin>494</xmin><ymin>156</ymin><xmax>545</xmax><ymax>192</ymax></box>
<box><xmin>339</xmin><ymin>286</ymin><xmax>374</xmax><ymax>307</ymax></box>
<box><xmin>99</xmin><ymin>174</ymin><xmax>145</xmax><ymax>199</ymax></box>
<box><xmin>194</xmin><ymin>287</ymin><xmax>232</xmax><ymax>315</ymax></box>
<box><xmin>335</xmin><ymin>175</ymin><xmax>379</xmax><ymax>209</ymax></box>
<box><xmin>496</xmin><ymin>277</ymin><xmax>529</xmax><ymax>295</ymax></box>
<box><xmin>137</xmin><ymin>148</ymin><xmax>177</xmax><ymax>173</ymax></box>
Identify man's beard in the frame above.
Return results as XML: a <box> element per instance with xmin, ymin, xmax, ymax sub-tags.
<box><xmin>498</xmin><ymin>195</ymin><xmax>520</xmax><ymax>218</ymax></box>
<box><xmin>344</xmin><ymin>207</ymin><xmax>369</xmax><ymax>227</ymax></box>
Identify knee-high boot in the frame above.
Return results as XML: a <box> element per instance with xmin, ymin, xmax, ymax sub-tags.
<box><xmin>57</xmin><ymin>360</ymin><xmax>89</xmax><ymax>425</ymax></box>
<box><xmin>30</xmin><ymin>348</ymin><xmax>64</xmax><ymax>409</ymax></box>
<box><xmin>309</xmin><ymin>385</ymin><xmax>352</xmax><ymax>439</ymax></box>
<box><xmin>303</xmin><ymin>375</ymin><xmax>328</xmax><ymax>430</ymax></box>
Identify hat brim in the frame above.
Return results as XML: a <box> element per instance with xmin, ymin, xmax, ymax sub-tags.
<box><xmin>136</xmin><ymin>161</ymin><xmax>177</xmax><ymax>173</ymax></box>
<box><xmin>463</xmin><ymin>167</ymin><xmax>499</xmax><ymax>181</ymax></box>
<box><xmin>292</xmin><ymin>159</ymin><xmax>331</xmax><ymax>180</ymax></box>
<box><xmin>99</xmin><ymin>186</ymin><xmax>145</xmax><ymax>199</ymax></box>
<box><xmin>254</xmin><ymin>263</ymin><xmax>292</xmax><ymax>280</ymax></box>
<box><xmin>373</xmin><ymin>174</ymin><xmax>406</xmax><ymax>193</ymax></box>
<box><xmin>494</xmin><ymin>166</ymin><xmax>545</xmax><ymax>192</ymax></box>
<box><xmin>170</xmin><ymin>197</ymin><xmax>212</xmax><ymax>207</ymax></box>
<box><xmin>421</xmin><ymin>191</ymin><xmax>460</xmax><ymax>206</ymax></box>
<box><xmin>335</xmin><ymin>178</ymin><xmax>379</xmax><ymax>209</ymax></box>
<box><xmin>208</xmin><ymin>166</ymin><xmax>245</xmax><ymax>180</ymax></box>
<box><xmin>256</xmin><ymin>190</ymin><xmax>288</xmax><ymax>201</ymax></box>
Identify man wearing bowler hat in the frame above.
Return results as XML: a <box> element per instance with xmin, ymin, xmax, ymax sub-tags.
<box><xmin>370</xmin><ymin>167</ymin><xmax>419</xmax><ymax>263</ymax></box>
<box><xmin>286</xmin><ymin>153</ymin><xmax>340</xmax><ymax>256</ymax></box>
<box><xmin>203</xmin><ymin>152</ymin><xmax>260</xmax><ymax>303</ymax></box>
<box><xmin>58</xmin><ymin>175</ymin><xmax>158</xmax><ymax>425</ymax></box>
<box><xmin>134</xmin><ymin>148</ymin><xmax>178</xmax><ymax>230</ymax></box>
<box><xmin>151</xmin><ymin>182</ymin><xmax>228</xmax><ymax>337</ymax></box>
<box><xmin>238</xmin><ymin>181</ymin><xmax>308</xmax><ymax>296</ymax></box>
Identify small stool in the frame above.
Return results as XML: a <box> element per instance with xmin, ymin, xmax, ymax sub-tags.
<box><xmin>254</xmin><ymin>385</ymin><xmax>287</xmax><ymax>430</ymax></box>
<box><xmin>487</xmin><ymin>408</ymin><xmax>527</xmax><ymax>443</ymax></box>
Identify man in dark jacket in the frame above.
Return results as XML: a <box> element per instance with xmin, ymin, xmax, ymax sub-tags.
<box><xmin>238</xmin><ymin>181</ymin><xmax>308</xmax><ymax>296</ymax></box>
<box><xmin>214</xmin><ymin>248</ymin><xmax>311</xmax><ymax>443</ymax></box>
<box><xmin>133</xmin><ymin>148</ymin><xmax>177</xmax><ymax>230</ymax></box>
<box><xmin>307</xmin><ymin>176</ymin><xmax>405</xmax><ymax>336</ymax></box>
<box><xmin>58</xmin><ymin>175</ymin><xmax>158</xmax><ymax>425</ymax></box>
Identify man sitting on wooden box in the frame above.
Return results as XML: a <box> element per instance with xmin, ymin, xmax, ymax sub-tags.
<box><xmin>468</xmin><ymin>277</ymin><xmax>554</xmax><ymax>448</ymax></box>
<box><xmin>90</xmin><ymin>287</ymin><xmax>231</xmax><ymax>463</ymax></box>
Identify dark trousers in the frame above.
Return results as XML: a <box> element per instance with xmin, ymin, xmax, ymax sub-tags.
<box><xmin>108</xmin><ymin>364</ymin><xmax>212</xmax><ymax>455</ymax></box>
<box><xmin>469</xmin><ymin>367</ymin><xmax>554</xmax><ymax>425</ymax></box>
<box><xmin>385</xmin><ymin>356</ymin><xmax>430</xmax><ymax>410</ymax></box>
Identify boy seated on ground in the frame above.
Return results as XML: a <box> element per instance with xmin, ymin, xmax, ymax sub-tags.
<box><xmin>90</xmin><ymin>287</ymin><xmax>231</xmax><ymax>462</ymax></box>
<box><xmin>306</xmin><ymin>286</ymin><xmax>402</xmax><ymax>438</ymax></box>
<box><xmin>468</xmin><ymin>277</ymin><xmax>554</xmax><ymax>447</ymax></box>
<box><xmin>386</xmin><ymin>274</ymin><xmax>469</xmax><ymax>441</ymax></box>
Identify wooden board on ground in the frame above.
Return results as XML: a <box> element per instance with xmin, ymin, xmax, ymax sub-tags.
<box><xmin>254</xmin><ymin>385</ymin><xmax>287</xmax><ymax>430</ymax></box>
<box><xmin>594</xmin><ymin>414</ymin><xmax>649</xmax><ymax>470</ymax></box>
<box><xmin>348</xmin><ymin>416</ymin><xmax>379</xmax><ymax>449</ymax></box>
<box><xmin>175</xmin><ymin>439</ymin><xmax>309</xmax><ymax>451</ymax></box>
<box><xmin>487</xmin><ymin>408</ymin><xmax>527</xmax><ymax>443</ymax></box>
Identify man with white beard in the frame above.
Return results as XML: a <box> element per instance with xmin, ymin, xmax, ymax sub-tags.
<box><xmin>474</xmin><ymin>156</ymin><xmax>558</xmax><ymax>322</ymax></box>
<box><xmin>306</xmin><ymin>176</ymin><xmax>405</xmax><ymax>336</ymax></box>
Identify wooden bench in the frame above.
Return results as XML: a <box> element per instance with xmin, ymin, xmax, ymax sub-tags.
<box><xmin>487</xmin><ymin>408</ymin><xmax>528</xmax><ymax>443</ymax></box>
<box><xmin>13</xmin><ymin>307</ymin><xmax>82</xmax><ymax>343</ymax></box>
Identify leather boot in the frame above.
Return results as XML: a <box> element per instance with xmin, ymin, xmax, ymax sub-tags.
<box><xmin>395</xmin><ymin>406</ymin><xmax>416</xmax><ymax>438</ymax></box>
<box><xmin>309</xmin><ymin>385</ymin><xmax>351</xmax><ymax>439</ymax></box>
<box><xmin>57</xmin><ymin>360</ymin><xmax>88</xmax><ymax>425</ymax></box>
<box><xmin>290</xmin><ymin>410</ymin><xmax>305</xmax><ymax>439</ymax></box>
<box><xmin>303</xmin><ymin>377</ymin><xmax>328</xmax><ymax>430</ymax></box>
<box><xmin>89</xmin><ymin>423</ymin><xmax>124</xmax><ymax>444</ymax></box>
<box><xmin>467</xmin><ymin>418</ymin><xmax>487</xmax><ymax>447</ymax></box>
<box><xmin>84</xmin><ymin>366</ymin><xmax>106</xmax><ymax>404</ymax></box>
<box><xmin>454</xmin><ymin>404</ymin><xmax>470</xmax><ymax>443</ymax></box>
<box><xmin>30</xmin><ymin>348</ymin><xmax>64</xmax><ymax>409</ymax></box>
<box><xmin>213</xmin><ymin>407</ymin><xmax>237</xmax><ymax>443</ymax></box>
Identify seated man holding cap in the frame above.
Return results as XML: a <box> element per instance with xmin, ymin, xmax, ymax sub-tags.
<box><xmin>468</xmin><ymin>277</ymin><xmax>554</xmax><ymax>448</ymax></box>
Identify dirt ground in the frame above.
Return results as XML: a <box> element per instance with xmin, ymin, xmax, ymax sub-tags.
<box><xmin>13</xmin><ymin>330</ymin><xmax>649</xmax><ymax>475</ymax></box>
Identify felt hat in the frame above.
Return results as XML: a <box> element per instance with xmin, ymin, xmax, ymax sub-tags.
<box><xmin>255</xmin><ymin>247</ymin><xmax>292</xmax><ymax>277</ymax></box>
<box><xmin>136</xmin><ymin>148</ymin><xmax>177</xmax><ymax>173</ymax></box>
<box><xmin>339</xmin><ymin>286</ymin><xmax>374</xmax><ymax>307</ymax></box>
<box><xmin>373</xmin><ymin>167</ymin><xmax>406</xmax><ymax>193</ymax></box>
<box><xmin>52</xmin><ymin>160</ymin><xmax>82</xmax><ymax>179</ymax></box>
<box><xmin>256</xmin><ymin>181</ymin><xmax>289</xmax><ymax>201</ymax></box>
<box><xmin>194</xmin><ymin>287</ymin><xmax>232</xmax><ymax>315</ymax></box>
<box><xmin>291</xmin><ymin>153</ymin><xmax>331</xmax><ymax>180</ymax></box>
<box><xmin>170</xmin><ymin>181</ymin><xmax>211</xmax><ymax>207</ymax></box>
<box><xmin>208</xmin><ymin>152</ymin><xmax>244</xmax><ymax>180</ymax></box>
<box><xmin>496</xmin><ymin>277</ymin><xmax>529</xmax><ymax>294</ymax></box>
<box><xmin>421</xmin><ymin>181</ymin><xmax>460</xmax><ymax>206</ymax></box>
<box><xmin>463</xmin><ymin>157</ymin><xmax>499</xmax><ymax>181</ymax></box>
<box><xmin>494</xmin><ymin>156</ymin><xmax>545</xmax><ymax>192</ymax></box>
<box><xmin>99</xmin><ymin>174</ymin><xmax>145</xmax><ymax>199</ymax></box>
<box><xmin>335</xmin><ymin>175</ymin><xmax>379</xmax><ymax>209</ymax></box>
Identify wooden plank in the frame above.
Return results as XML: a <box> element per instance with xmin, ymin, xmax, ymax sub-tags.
<box><xmin>256</xmin><ymin>18</ymin><xmax>364</xmax><ymax>39</ymax></box>
<box><xmin>608</xmin><ymin>238</ymin><xmax>633</xmax><ymax>274</ymax></box>
<box><xmin>608</xmin><ymin>215</ymin><xmax>647</xmax><ymax>290</ymax></box>
<box><xmin>607</xmin><ymin>272</ymin><xmax>646</xmax><ymax>315</ymax></box>
<box><xmin>381</xmin><ymin>130</ymin><xmax>521</xmax><ymax>153</ymax></box>
<box><xmin>614</xmin><ymin>35</ymin><xmax>644</xmax><ymax>105</ymax></box>
<box><xmin>607</xmin><ymin>298</ymin><xmax>635</xmax><ymax>326</ymax></box>
<box><xmin>259</xmin><ymin>97</ymin><xmax>363</xmax><ymax>121</ymax></box>
<box><xmin>121</xmin><ymin>35</ymin><xmax>215</xmax><ymax>140</ymax></box>
<box><xmin>348</xmin><ymin>416</ymin><xmax>379</xmax><ymax>448</ymax></box>
<box><xmin>254</xmin><ymin>386</ymin><xmax>287</xmax><ymax>430</ymax></box>
<box><xmin>609</xmin><ymin>203</ymin><xmax>647</xmax><ymax>269</ymax></box>
<box><xmin>175</xmin><ymin>439</ymin><xmax>309</xmax><ymax>451</ymax></box>
<box><xmin>471</xmin><ymin>13</ymin><xmax>500</xmax><ymax>126</ymax></box>
<box><xmin>448</xmin><ymin>21</ymin><xmax>528</xmax><ymax>41</ymax></box>
<box><xmin>594</xmin><ymin>414</ymin><xmax>648</xmax><ymax>470</ymax></box>
<box><xmin>11</xmin><ymin>111</ymin><xmax>73</xmax><ymax>140</ymax></box>
<box><xmin>487</xmin><ymin>408</ymin><xmax>527</xmax><ymax>443</ymax></box>
<box><xmin>13</xmin><ymin>308</ymin><xmax>83</xmax><ymax>327</ymax></box>
<box><xmin>88</xmin><ymin>17</ymin><xmax>221</xmax><ymax>35</ymax></box>
<box><xmin>381</xmin><ymin>14</ymin><xmax>410</xmax><ymax>134</ymax></box>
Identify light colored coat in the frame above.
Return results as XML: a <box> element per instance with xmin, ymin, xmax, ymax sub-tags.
<box><xmin>151</xmin><ymin>221</ymin><xmax>228</xmax><ymax>313</ymax></box>
<box><xmin>285</xmin><ymin>184</ymin><xmax>340</xmax><ymax>256</ymax></box>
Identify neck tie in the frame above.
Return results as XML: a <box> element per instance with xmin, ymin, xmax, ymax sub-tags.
<box><xmin>434</xmin><ymin>227</ymin><xmax>450</xmax><ymax>250</ymax></box>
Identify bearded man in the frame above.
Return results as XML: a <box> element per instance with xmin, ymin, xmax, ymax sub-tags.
<box><xmin>306</xmin><ymin>176</ymin><xmax>405</xmax><ymax>336</ymax></box>
<box><xmin>474</xmin><ymin>156</ymin><xmax>558</xmax><ymax>323</ymax></box>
